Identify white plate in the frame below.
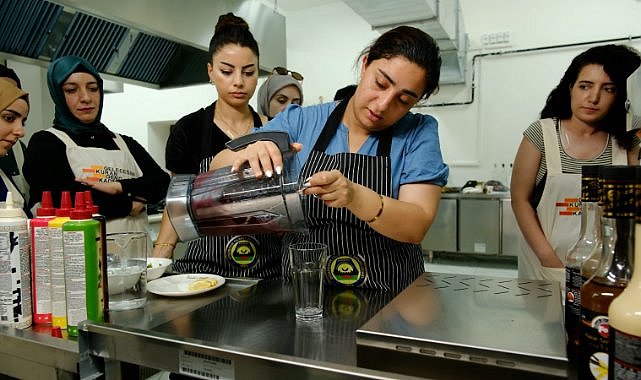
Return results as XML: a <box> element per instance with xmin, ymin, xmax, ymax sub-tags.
<box><xmin>147</xmin><ymin>274</ymin><xmax>225</xmax><ymax>297</ymax></box>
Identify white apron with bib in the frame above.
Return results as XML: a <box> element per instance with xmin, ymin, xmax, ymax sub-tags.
<box><xmin>47</xmin><ymin>128</ymin><xmax>147</xmax><ymax>234</ymax></box>
<box><xmin>0</xmin><ymin>169</ymin><xmax>25</xmax><ymax>211</ymax></box>
<box><xmin>9</xmin><ymin>143</ymin><xmax>29</xmax><ymax>206</ymax></box>
<box><xmin>518</xmin><ymin>119</ymin><xmax>627</xmax><ymax>283</ymax></box>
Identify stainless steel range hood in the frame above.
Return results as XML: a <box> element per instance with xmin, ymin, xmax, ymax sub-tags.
<box><xmin>0</xmin><ymin>0</ymin><xmax>286</xmax><ymax>88</ymax></box>
<box><xmin>342</xmin><ymin>0</ymin><xmax>467</xmax><ymax>84</ymax></box>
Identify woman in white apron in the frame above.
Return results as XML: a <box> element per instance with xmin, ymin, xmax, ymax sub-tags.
<box><xmin>0</xmin><ymin>79</ymin><xmax>29</xmax><ymax>212</ymax></box>
<box><xmin>23</xmin><ymin>55</ymin><xmax>170</xmax><ymax>234</ymax></box>
<box><xmin>511</xmin><ymin>44</ymin><xmax>640</xmax><ymax>283</ymax></box>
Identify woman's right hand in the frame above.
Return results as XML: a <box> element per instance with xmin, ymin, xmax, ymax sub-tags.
<box><xmin>230</xmin><ymin>141</ymin><xmax>302</xmax><ymax>178</ymax></box>
<box><xmin>539</xmin><ymin>252</ymin><xmax>564</xmax><ymax>268</ymax></box>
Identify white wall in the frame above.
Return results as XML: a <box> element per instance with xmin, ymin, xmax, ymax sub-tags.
<box><xmin>281</xmin><ymin>0</ymin><xmax>641</xmax><ymax>187</ymax></box>
<box><xmin>431</xmin><ymin>0</ymin><xmax>641</xmax><ymax>186</ymax></box>
<box><xmin>7</xmin><ymin>0</ymin><xmax>641</xmax><ymax>186</ymax></box>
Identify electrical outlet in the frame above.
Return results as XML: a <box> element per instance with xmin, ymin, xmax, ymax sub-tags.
<box><xmin>481</xmin><ymin>31</ymin><xmax>511</xmax><ymax>47</ymax></box>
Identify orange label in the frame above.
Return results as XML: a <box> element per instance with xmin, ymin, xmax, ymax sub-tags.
<box><xmin>557</xmin><ymin>198</ymin><xmax>581</xmax><ymax>216</ymax></box>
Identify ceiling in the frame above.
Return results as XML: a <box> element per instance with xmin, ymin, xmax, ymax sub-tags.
<box><xmin>268</xmin><ymin>0</ymin><xmax>341</xmax><ymax>13</ymax></box>
<box><xmin>273</xmin><ymin>0</ymin><xmax>467</xmax><ymax>84</ymax></box>
<box><xmin>0</xmin><ymin>0</ymin><xmax>287</xmax><ymax>88</ymax></box>
<box><xmin>0</xmin><ymin>0</ymin><xmax>466</xmax><ymax>87</ymax></box>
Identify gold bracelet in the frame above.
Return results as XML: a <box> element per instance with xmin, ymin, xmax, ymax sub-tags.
<box><xmin>366</xmin><ymin>195</ymin><xmax>384</xmax><ymax>223</ymax></box>
<box><xmin>153</xmin><ymin>242</ymin><xmax>175</xmax><ymax>248</ymax></box>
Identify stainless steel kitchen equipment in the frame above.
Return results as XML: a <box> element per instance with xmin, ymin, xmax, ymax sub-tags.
<box><xmin>421</xmin><ymin>197</ymin><xmax>457</xmax><ymax>252</ymax></box>
<box><xmin>501</xmin><ymin>198</ymin><xmax>520</xmax><ymax>256</ymax></box>
<box><xmin>459</xmin><ymin>197</ymin><xmax>501</xmax><ymax>254</ymax></box>
<box><xmin>356</xmin><ymin>273</ymin><xmax>567</xmax><ymax>379</ymax></box>
<box><xmin>421</xmin><ymin>193</ymin><xmax>519</xmax><ymax>256</ymax></box>
<box><xmin>165</xmin><ymin>132</ymin><xmax>307</xmax><ymax>242</ymax></box>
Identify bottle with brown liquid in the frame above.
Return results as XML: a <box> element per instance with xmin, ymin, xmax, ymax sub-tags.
<box><xmin>608</xmin><ymin>166</ymin><xmax>641</xmax><ymax>379</ymax></box>
<box><xmin>565</xmin><ymin>165</ymin><xmax>601</xmax><ymax>349</ymax></box>
<box><xmin>579</xmin><ymin>165</ymin><xmax>635</xmax><ymax>379</ymax></box>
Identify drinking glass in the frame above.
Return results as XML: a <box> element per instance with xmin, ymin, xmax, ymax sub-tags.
<box><xmin>289</xmin><ymin>242</ymin><xmax>327</xmax><ymax>320</ymax></box>
<box><xmin>106</xmin><ymin>232</ymin><xmax>147</xmax><ymax>310</ymax></box>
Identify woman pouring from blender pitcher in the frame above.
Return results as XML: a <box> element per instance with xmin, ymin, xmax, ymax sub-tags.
<box><xmin>211</xmin><ymin>26</ymin><xmax>449</xmax><ymax>292</ymax></box>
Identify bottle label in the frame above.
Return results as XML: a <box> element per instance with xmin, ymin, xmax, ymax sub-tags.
<box><xmin>0</xmin><ymin>227</ymin><xmax>32</xmax><ymax>329</ymax></box>
<box><xmin>579</xmin><ymin>308</ymin><xmax>610</xmax><ymax>379</ymax></box>
<box><xmin>49</xmin><ymin>225</ymin><xmax>67</xmax><ymax>328</ymax></box>
<box><xmin>612</xmin><ymin>328</ymin><xmax>641</xmax><ymax>378</ymax></box>
<box><xmin>33</xmin><ymin>225</ymin><xmax>52</xmax><ymax>318</ymax></box>
<box><xmin>63</xmin><ymin>230</ymin><xmax>87</xmax><ymax>329</ymax></box>
<box><xmin>565</xmin><ymin>266</ymin><xmax>582</xmax><ymax>345</ymax></box>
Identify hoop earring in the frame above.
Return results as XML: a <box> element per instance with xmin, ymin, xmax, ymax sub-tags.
<box><xmin>210</xmin><ymin>80</ymin><xmax>215</xmax><ymax>86</ymax></box>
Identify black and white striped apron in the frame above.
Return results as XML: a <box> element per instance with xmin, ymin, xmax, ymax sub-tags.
<box><xmin>172</xmin><ymin>110</ymin><xmax>282</xmax><ymax>279</ymax></box>
<box><xmin>283</xmin><ymin>96</ymin><xmax>424</xmax><ymax>292</ymax></box>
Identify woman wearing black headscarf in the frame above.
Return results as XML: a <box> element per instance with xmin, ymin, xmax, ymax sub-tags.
<box><xmin>23</xmin><ymin>55</ymin><xmax>169</xmax><ymax>233</ymax></box>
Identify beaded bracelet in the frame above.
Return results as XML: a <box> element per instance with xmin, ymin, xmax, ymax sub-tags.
<box><xmin>366</xmin><ymin>195</ymin><xmax>384</xmax><ymax>223</ymax></box>
<box><xmin>153</xmin><ymin>242</ymin><xmax>175</xmax><ymax>248</ymax></box>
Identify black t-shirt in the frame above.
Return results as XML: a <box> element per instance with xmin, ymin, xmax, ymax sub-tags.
<box><xmin>23</xmin><ymin>127</ymin><xmax>170</xmax><ymax>218</ymax></box>
<box><xmin>165</xmin><ymin>102</ymin><xmax>262</xmax><ymax>175</ymax></box>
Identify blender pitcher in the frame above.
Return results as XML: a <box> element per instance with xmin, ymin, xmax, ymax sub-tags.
<box><xmin>165</xmin><ymin>132</ymin><xmax>308</xmax><ymax>242</ymax></box>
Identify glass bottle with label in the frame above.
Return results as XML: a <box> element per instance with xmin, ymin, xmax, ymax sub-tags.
<box><xmin>579</xmin><ymin>165</ymin><xmax>635</xmax><ymax>380</ymax></box>
<box><xmin>565</xmin><ymin>165</ymin><xmax>601</xmax><ymax>350</ymax></box>
<box><xmin>608</xmin><ymin>166</ymin><xmax>641</xmax><ymax>379</ymax></box>
<box><xmin>581</xmin><ymin>165</ymin><xmax>605</xmax><ymax>283</ymax></box>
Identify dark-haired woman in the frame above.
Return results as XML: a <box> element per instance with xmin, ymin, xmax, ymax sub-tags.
<box><xmin>152</xmin><ymin>13</ymin><xmax>283</xmax><ymax>279</ymax></box>
<box><xmin>23</xmin><ymin>55</ymin><xmax>170</xmax><ymax>233</ymax></box>
<box><xmin>511</xmin><ymin>44</ymin><xmax>641</xmax><ymax>282</ymax></box>
<box><xmin>212</xmin><ymin>26</ymin><xmax>449</xmax><ymax>292</ymax></box>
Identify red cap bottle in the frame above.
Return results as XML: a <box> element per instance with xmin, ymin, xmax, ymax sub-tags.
<box><xmin>84</xmin><ymin>191</ymin><xmax>99</xmax><ymax>214</ymax></box>
<box><xmin>36</xmin><ymin>191</ymin><xmax>56</xmax><ymax>217</ymax></box>
<box><xmin>70</xmin><ymin>192</ymin><xmax>92</xmax><ymax>220</ymax></box>
<box><xmin>56</xmin><ymin>191</ymin><xmax>73</xmax><ymax>217</ymax></box>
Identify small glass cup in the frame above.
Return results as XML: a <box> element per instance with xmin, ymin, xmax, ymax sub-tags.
<box><xmin>289</xmin><ymin>242</ymin><xmax>327</xmax><ymax>321</ymax></box>
<box><xmin>106</xmin><ymin>232</ymin><xmax>147</xmax><ymax>310</ymax></box>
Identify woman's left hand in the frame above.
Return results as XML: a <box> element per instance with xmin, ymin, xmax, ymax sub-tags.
<box><xmin>76</xmin><ymin>178</ymin><xmax>123</xmax><ymax>195</ymax></box>
<box><xmin>302</xmin><ymin>170</ymin><xmax>355</xmax><ymax>208</ymax></box>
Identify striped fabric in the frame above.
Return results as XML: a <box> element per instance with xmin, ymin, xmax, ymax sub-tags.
<box><xmin>172</xmin><ymin>157</ymin><xmax>283</xmax><ymax>279</ymax></box>
<box><xmin>523</xmin><ymin>118</ymin><xmax>614</xmax><ymax>185</ymax></box>
<box><xmin>282</xmin><ymin>150</ymin><xmax>423</xmax><ymax>293</ymax></box>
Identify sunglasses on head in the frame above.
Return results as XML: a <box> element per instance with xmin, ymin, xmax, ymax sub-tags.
<box><xmin>272</xmin><ymin>66</ymin><xmax>303</xmax><ymax>81</ymax></box>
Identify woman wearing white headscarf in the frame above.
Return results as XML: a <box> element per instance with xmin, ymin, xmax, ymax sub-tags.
<box><xmin>257</xmin><ymin>70</ymin><xmax>303</xmax><ymax>120</ymax></box>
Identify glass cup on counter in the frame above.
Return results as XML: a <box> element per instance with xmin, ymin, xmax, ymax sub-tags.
<box><xmin>106</xmin><ymin>232</ymin><xmax>148</xmax><ymax>310</ymax></box>
<box><xmin>289</xmin><ymin>242</ymin><xmax>328</xmax><ymax>321</ymax></box>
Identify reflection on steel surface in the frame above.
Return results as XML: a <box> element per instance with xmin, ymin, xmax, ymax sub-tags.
<box><xmin>357</xmin><ymin>273</ymin><xmax>566</xmax><ymax>379</ymax></box>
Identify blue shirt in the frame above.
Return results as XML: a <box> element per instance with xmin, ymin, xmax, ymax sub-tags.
<box><xmin>256</xmin><ymin>102</ymin><xmax>449</xmax><ymax>198</ymax></box>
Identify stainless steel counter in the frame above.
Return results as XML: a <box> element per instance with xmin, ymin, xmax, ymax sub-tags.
<box><xmin>440</xmin><ymin>192</ymin><xmax>510</xmax><ymax>200</ymax></box>
<box><xmin>79</xmin><ymin>277</ymin><xmax>423</xmax><ymax>380</ymax></box>
<box><xmin>357</xmin><ymin>273</ymin><xmax>567</xmax><ymax>379</ymax></box>
<box><xmin>1</xmin><ymin>274</ymin><xmax>566</xmax><ymax>380</ymax></box>
<box><xmin>0</xmin><ymin>324</ymin><xmax>78</xmax><ymax>379</ymax></box>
